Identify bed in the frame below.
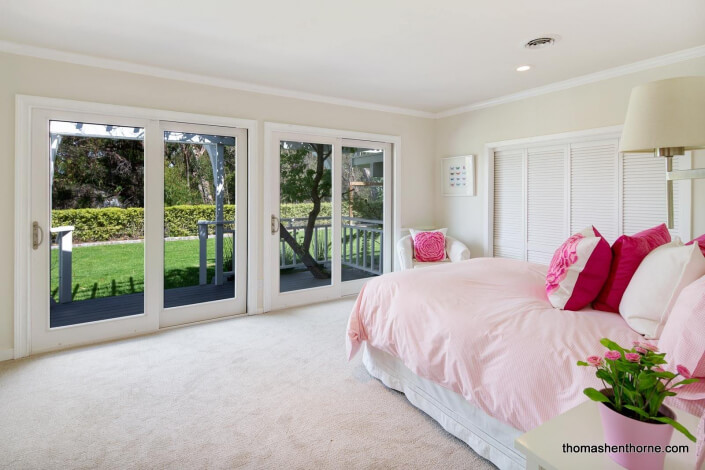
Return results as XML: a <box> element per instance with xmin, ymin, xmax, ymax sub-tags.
<box><xmin>346</xmin><ymin>257</ymin><xmax>705</xmax><ymax>470</ymax></box>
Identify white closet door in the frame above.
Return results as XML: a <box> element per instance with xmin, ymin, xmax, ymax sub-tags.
<box><xmin>493</xmin><ymin>149</ymin><xmax>524</xmax><ymax>259</ymax></box>
<box><xmin>526</xmin><ymin>146</ymin><xmax>566</xmax><ymax>265</ymax></box>
<box><xmin>622</xmin><ymin>153</ymin><xmax>682</xmax><ymax>238</ymax></box>
<box><xmin>570</xmin><ymin>140</ymin><xmax>619</xmax><ymax>243</ymax></box>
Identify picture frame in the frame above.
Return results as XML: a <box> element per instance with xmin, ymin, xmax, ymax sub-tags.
<box><xmin>441</xmin><ymin>155</ymin><xmax>475</xmax><ymax>196</ymax></box>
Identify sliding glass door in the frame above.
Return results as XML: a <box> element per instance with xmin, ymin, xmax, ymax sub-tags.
<box><xmin>29</xmin><ymin>110</ymin><xmax>248</xmax><ymax>353</ymax></box>
<box><xmin>160</xmin><ymin>122</ymin><xmax>247</xmax><ymax>327</ymax></box>
<box><xmin>266</xmin><ymin>132</ymin><xmax>392</xmax><ymax>309</ymax></box>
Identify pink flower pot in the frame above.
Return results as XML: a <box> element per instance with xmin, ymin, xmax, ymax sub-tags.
<box><xmin>598</xmin><ymin>397</ymin><xmax>675</xmax><ymax>470</ymax></box>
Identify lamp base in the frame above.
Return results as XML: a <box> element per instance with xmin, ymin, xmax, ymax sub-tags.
<box><xmin>655</xmin><ymin>147</ymin><xmax>684</xmax><ymax>158</ymax></box>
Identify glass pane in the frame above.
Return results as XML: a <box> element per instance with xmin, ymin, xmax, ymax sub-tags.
<box><xmin>49</xmin><ymin>120</ymin><xmax>145</xmax><ymax>327</ymax></box>
<box><xmin>341</xmin><ymin>146</ymin><xmax>384</xmax><ymax>281</ymax></box>
<box><xmin>163</xmin><ymin>131</ymin><xmax>237</xmax><ymax>308</ymax></box>
<box><xmin>279</xmin><ymin>141</ymin><xmax>332</xmax><ymax>292</ymax></box>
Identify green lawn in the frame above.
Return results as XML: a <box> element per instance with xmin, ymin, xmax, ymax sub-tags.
<box><xmin>50</xmin><ymin>238</ymin><xmax>231</xmax><ymax>302</ymax></box>
<box><xmin>51</xmin><ymin>231</ymin><xmax>380</xmax><ymax>302</ymax></box>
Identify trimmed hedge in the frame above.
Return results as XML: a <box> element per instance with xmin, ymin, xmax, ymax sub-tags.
<box><xmin>52</xmin><ymin>203</ymin><xmax>333</xmax><ymax>242</ymax></box>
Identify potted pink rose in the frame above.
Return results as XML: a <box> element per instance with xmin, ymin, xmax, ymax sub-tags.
<box><xmin>578</xmin><ymin>338</ymin><xmax>698</xmax><ymax>470</ymax></box>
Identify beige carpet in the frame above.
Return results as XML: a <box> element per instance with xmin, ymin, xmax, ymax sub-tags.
<box><xmin>0</xmin><ymin>299</ymin><xmax>495</xmax><ymax>469</ymax></box>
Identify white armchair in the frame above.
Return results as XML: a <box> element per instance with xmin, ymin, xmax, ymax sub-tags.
<box><xmin>397</xmin><ymin>234</ymin><xmax>470</xmax><ymax>270</ymax></box>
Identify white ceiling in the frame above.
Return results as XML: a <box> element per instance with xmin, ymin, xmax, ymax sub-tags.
<box><xmin>1</xmin><ymin>0</ymin><xmax>704</xmax><ymax>114</ymax></box>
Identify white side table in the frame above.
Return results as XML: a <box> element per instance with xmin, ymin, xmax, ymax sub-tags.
<box><xmin>515</xmin><ymin>401</ymin><xmax>703</xmax><ymax>470</ymax></box>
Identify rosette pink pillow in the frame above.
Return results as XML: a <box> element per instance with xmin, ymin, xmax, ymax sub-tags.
<box><xmin>412</xmin><ymin>231</ymin><xmax>446</xmax><ymax>262</ymax></box>
<box><xmin>546</xmin><ymin>226</ymin><xmax>612</xmax><ymax>311</ymax></box>
<box><xmin>593</xmin><ymin>224</ymin><xmax>671</xmax><ymax>313</ymax></box>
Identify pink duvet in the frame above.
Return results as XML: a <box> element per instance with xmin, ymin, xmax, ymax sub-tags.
<box><xmin>346</xmin><ymin>257</ymin><xmax>705</xmax><ymax>432</ymax></box>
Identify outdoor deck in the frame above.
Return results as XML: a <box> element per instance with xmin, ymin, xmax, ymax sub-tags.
<box><xmin>279</xmin><ymin>265</ymin><xmax>376</xmax><ymax>292</ymax></box>
<box><xmin>50</xmin><ymin>267</ymin><xmax>376</xmax><ymax>327</ymax></box>
<box><xmin>50</xmin><ymin>281</ymin><xmax>236</xmax><ymax>328</ymax></box>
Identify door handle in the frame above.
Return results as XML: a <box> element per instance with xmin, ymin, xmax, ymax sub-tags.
<box><xmin>271</xmin><ymin>215</ymin><xmax>280</xmax><ymax>234</ymax></box>
<box><xmin>32</xmin><ymin>221</ymin><xmax>44</xmax><ymax>250</ymax></box>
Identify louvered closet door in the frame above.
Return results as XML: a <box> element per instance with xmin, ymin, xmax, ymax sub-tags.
<box><xmin>526</xmin><ymin>146</ymin><xmax>566</xmax><ymax>264</ymax></box>
<box><xmin>622</xmin><ymin>153</ymin><xmax>683</xmax><ymax>238</ymax></box>
<box><xmin>570</xmin><ymin>140</ymin><xmax>619</xmax><ymax>243</ymax></box>
<box><xmin>493</xmin><ymin>149</ymin><xmax>524</xmax><ymax>259</ymax></box>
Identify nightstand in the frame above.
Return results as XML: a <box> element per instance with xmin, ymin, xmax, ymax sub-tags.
<box><xmin>515</xmin><ymin>401</ymin><xmax>702</xmax><ymax>470</ymax></box>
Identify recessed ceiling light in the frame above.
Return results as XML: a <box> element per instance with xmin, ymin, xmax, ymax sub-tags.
<box><xmin>516</xmin><ymin>65</ymin><xmax>531</xmax><ymax>72</ymax></box>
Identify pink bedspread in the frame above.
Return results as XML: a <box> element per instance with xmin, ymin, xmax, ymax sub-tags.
<box><xmin>346</xmin><ymin>257</ymin><xmax>705</xmax><ymax>432</ymax></box>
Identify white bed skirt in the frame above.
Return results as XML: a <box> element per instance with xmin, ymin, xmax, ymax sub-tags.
<box><xmin>362</xmin><ymin>344</ymin><xmax>525</xmax><ymax>470</ymax></box>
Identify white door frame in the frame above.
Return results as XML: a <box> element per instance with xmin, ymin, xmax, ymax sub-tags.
<box><xmin>14</xmin><ymin>95</ymin><xmax>258</xmax><ymax>358</ymax></box>
<box><xmin>263</xmin><ymin>122</ymin><xmax>401</xmax><ymax>312</ymax></box>
<box><xmin>339</xmin><ymin>138</ymin><xmax>393</xmax><ymax>297</ymax></box>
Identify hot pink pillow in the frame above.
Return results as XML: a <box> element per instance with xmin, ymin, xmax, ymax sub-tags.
<box><xmin>686</xmin><ymin>234</ymin><xmax>705</xmax><ymax>258</ymax></box>
<box><xmin>413</xmin><ymin>231</ymin><xmax>446</xmax><ymax>262</ymax></box>
<box><xmin>593</xmin><ymin>224</ymin><xmax>671</xmax><ymax>313</ymax></box>
<box><xmin>546</xmin><ymin>226</ymin><xmax>612</xmax><ymax>311</ymax></box>
<box><xmin>658</xmin><ymin>275</ymin><xmax>705</xmax><ymax>378</ymax></box>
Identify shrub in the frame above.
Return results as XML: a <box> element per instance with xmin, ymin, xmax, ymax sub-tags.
<box><xmin>52</xmin><ymin>203</ymin><xmax>334</xmax><ymax>242</ymax></box>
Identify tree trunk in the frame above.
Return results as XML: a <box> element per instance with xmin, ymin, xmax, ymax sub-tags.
<box><xmin>279</xmin><ymin>223</ymin><xmax>330</xmax><ymax>279</ymax></box>
<box><xmin>279</xmin><ymin>143</ymin><xmax>332</xmax><ymax>279</ymax></box>
<box><xmin>301</xmin><ymin>143</ymin><xmax>329</xmax><ymax>251</ymax></box>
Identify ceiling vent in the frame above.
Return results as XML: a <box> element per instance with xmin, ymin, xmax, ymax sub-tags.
<box><xmin>524</xmin><ymin>36</ymin><xmax>558</xmax><ymax>49</ymax></box>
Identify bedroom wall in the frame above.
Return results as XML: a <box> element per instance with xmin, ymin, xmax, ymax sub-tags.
<box><xmin>434</xmin><ymin>56</ymin><xmax>705</xmax><ymax>257</ymax></box>
<box><xmin>0</xmin><ymin>51</ymin><xmax>437</xmax><ymax>354</ymax></box>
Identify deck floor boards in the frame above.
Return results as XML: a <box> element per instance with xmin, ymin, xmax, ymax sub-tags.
<box><xmin>50</xmin><ymin>266</ymin><xmax>377</xmax><ymax>327</ymax></box>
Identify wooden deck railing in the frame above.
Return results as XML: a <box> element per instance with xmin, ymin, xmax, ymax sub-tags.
<box><xmin>51</xmin><ymin>215</ymin><xmax>383</xmax><ymax>303</ymax></box>
<box><xmin>279</xmin><ymin>216</ymin><xmax>383</xmax><ymax>276</ymax></box>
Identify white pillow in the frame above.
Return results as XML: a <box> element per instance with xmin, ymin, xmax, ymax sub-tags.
<box><xmin>619</xmin><ymin>239</ymin><xmax>705</xmax><ymax>339</ymax></box>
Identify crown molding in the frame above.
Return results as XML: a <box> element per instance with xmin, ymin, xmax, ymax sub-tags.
<box><xmin>435</xmin><ymin>43</ymin><xmax>705</xmax><ymax>118</ymax></box>
<box><xmin>0</xmin><ymin>40</ymin><xmax>436</xmax><ymax>119</ymax></box>
<box><xmin>1</xmin><ymin>39</ymin><xmax>704</xmax><ymax>121</ymax></box>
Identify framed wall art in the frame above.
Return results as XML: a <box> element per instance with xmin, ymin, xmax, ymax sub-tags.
<box><xmin>441</xmin><ymin>155</ymin><xmax>475</xmax><ymax>196</ymax></box>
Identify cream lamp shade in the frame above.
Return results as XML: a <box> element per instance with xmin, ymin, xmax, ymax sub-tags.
<box><xmin>620</xmin><ymin>76</ymin><xmax>705</xmax><ymax>154</ymax></box>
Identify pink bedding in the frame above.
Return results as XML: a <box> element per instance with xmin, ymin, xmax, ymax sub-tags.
<box><xmin>346</xmin><ymin>257</ymin><xmax>705</xmax><ymax>432</ymax></box>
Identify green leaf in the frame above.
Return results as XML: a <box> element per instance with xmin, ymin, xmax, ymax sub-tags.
<box><xmin>584</xmin><ymin>387</ymin><xmax>611</xmax><ymax>404</ymax></box>
<box><xmin>653</xmin><ymin>371</ymin><xmax>677</xmax><ymax>380</ymax></box>
<box><xmin>600</xmin><ymin>338</ymin><xmax>625</xmax><ymax>353</ymax></box>
<box><xmin>624</xmin><ymin>405</ymin><xmax>651</xmax><ymax>419</ymax></box>
<box><xmin>652</xmin><ymin>416</ymin><xmax>697</xmax><ymax>443</ymax></box>
<box><xmin>577</xmin><ymin>361</ymin><xmax>589</xmax><ymax>366</ymax></box>
<box><xmin>596</xmin><ymin>369</ymin><xmax>614</xmax><ymax>385</ymax></box>
<box><xmin>672</xmin><ymin>378</ymin><xmax>699</xmax><ymax>387</ymax></box>
<box><xmin>637</xmin><ymin>373</ymin><xmax>658</xmax><ymax>391</ymax></box>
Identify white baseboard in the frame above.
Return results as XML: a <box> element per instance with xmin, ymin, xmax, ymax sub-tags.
<box><xmin>0</xmin><ymin>348</ymin><xmax>14</xmax><ymax>362</ymax></box>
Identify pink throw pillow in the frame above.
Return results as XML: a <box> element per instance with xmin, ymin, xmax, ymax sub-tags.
<box><xmin>413</xmin><ymin>231</ymin><xmax>446</xmax><ymax>262</ymax></box>
<box><xmin>686</xmin><ymin>234</ymin><xmax>705</xmax><ymax>258</ymax></box>
<box><xmin>546</xmin><ymin>226</ymin><xmax>612</xmax><ymax>311</ymax></box>
<box><xmin>593</xmin><ymin>224</ymin><xmax>671</xmax><ymax>313</ymax></box>
<box><xmin>658</xmin><ymin>275</ymin><xmax>705</xmax><ymax>378</ymax></box>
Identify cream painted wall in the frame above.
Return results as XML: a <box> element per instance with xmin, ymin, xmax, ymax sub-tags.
<box><xmin>3</xmin><ymin>50</ymin><xmax>704</xmax><ymax>355</ymax></box>
<box><xmin>435</xmin><ymin>56</ymin><xmax>705</xmax><ymax>258</ymax></box>
<box><xmin>0</xmin><ymin>52</ymin><xmax>437</xmax><ymax>353</ymax></box>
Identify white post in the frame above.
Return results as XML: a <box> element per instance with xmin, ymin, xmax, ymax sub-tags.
<box><xmin>50</xmin><ymin>226</ymin><xmax>74</xmax><ymax>304</ymax></box>
<box><xmin>198</xmin><ymin>221</ymin><xmax>208</xmax><ymax>285</ymax></box>
<box><xmin>49</xmin><ymin>134</ymin><xmax>62</xmax><ymax>188</ymax></box>
<box><xmin>205</xmin><ymin>143</ymin><xmax>225</xmax><ymax>286</ymax></box>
